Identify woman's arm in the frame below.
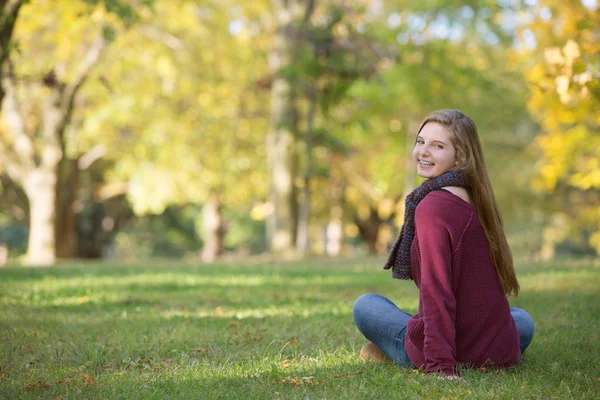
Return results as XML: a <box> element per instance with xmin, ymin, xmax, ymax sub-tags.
<box><xmin>415</xmin><ymin>198</ymin><xmax>458</xmax><ymax>376</ymax></box>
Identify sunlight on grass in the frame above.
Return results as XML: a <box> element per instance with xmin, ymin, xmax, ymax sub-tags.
<box><xmin>160</xmin><ymin>299</ymin><xmax>420</xmax><ymax>320</ymax></box>
<box><xmin>162</xmin><ymin>304</ymin><xmax>350</xmax><ymax>319</ymax></box>
<box><xmin>520</xmin><ymin>269</ymin><xmax>600</xmax><ymax>293</ymax></box>
<box><xmin>3</xmin><ymin>273</ymin><xmax>365</xmax><ymax>295</ymax></box>
<box><xmin>1</xmin><ymin>258</ymin><xmax>599</xmax><ymax>399</ymax></box>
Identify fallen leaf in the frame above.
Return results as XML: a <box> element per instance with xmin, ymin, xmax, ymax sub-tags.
<box><xmin>285</xmin><ymin>337</ymin><xmax>299</xmax><ymax>345</ymax></box>
<box><xmin>81</xmin><ymin>373</ymin><xmax>95</xmax><ymax>387</ymax></box>
<box><xmin>57</xmin><ymin>373</ymin><xmax>96</xmax><ymax>387</ymax></box>
<box><xmin>191</xmin><ymin>346</ymin><xmax>215</xmax><ymax>357</ymax></box>
<box><xmin>278</xmin><ymin>359</ymin><xmax>294</xmax><ymax>368</ymax></box>
<box><xmin>333</xmin><ymin>371</ymin><xmax>363</xmax><ymax>379</ymax></box>
<box><xmin>25</xmin><ymin>380</ymin><xmax>50</xmax><ymax>392</ymax></box>
<box><xmin>333</xmin><ymin>373</ymin><xmax>351</xmax><ymax>378</ymax></box>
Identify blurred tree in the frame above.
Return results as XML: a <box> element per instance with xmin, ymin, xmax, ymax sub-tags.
<box><xmin>80</xmin><ymin>0</ymin><xmax>271</xmax><ymax>262</ymax></box>
<box><xmin>309</xmin><ymin>0</ymin><xmax>533</xmax><ymax>254</ymax></box>
<box><xmin>274</xmin><ymin>2</ymin><xmax>382</xmax><ymax>255</ymax></box>
<box><xmin>0</xmin><ymin>0</ymin><xmax>23</xmax><ymax>106</ymax></box>
<box><xmin>265</xmin><ymin>0</ymin><xmax>308</xmax><ymax>255</ymax></box>
<box><xmin>0</xmin><ymin>0</ymin><xmax>149</xmax><ymax>265</ymax></box>
<box><xmin>522</xmin><ymin>0</ymin><xmax>600</xmax><ymax>256</ymax></box>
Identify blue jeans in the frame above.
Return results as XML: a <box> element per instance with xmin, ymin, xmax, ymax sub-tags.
<box><xmin>352</xmin><ymin>293</ymin><xmax>534</xmax><ymax>367</ymax></box>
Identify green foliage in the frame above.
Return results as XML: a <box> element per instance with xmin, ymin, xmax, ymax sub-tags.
<box><xmin>114</xmin><ymin>205</ymin><xmax>202</xmax><ymax>259</ymax></box>
<box><xmin>82</xmin><ymin>0</ymin><xmax>154</xmax><ymax>22</ymax></box>
<box><xmin>80</xmin><ymin>0</ymin><xmax>270</xmax><ymax>216</ymax></box>
<box><xmin>222</xmin><ymin>207</ymin><xmax>267</xmax><ymax>254</ymax></box>
<box><xmin>0</xmin><ymin>219</ymin><xmax>27</xmax><ymax>256</ymax></box>
<box><xmin>3</xmin><ymin>0</ymin><xmax>590</xmax><ymax>258</ymax></box>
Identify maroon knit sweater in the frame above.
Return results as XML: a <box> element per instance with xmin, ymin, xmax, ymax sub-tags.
<box><xmin>405</xmin><ymin>191</ymin><xmax>520</xmax><ymax>376</ymax></box>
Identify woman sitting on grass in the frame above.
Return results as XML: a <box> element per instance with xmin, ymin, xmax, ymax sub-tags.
<box><xmin>352</xmin><ymin>109</ymin><xmax>534</xmax><ymax>378</ymax></box>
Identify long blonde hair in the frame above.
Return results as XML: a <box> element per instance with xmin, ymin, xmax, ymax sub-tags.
<box><xmin>417</xmin><ymin>109</ymin><xmax>519</xmax><ymax>297</ymax></box>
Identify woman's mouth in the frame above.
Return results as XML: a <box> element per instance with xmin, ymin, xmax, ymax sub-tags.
<box><xmin>419</xmin><ymin>160</ymin><xmax>434</xmax><ymax>167</ymax></box>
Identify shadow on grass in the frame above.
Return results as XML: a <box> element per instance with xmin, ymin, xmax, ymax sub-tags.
<box><xmin>0</xmin><ymin>256</ymin><xmax>386</xmax><ymax>283</ymax></box>
<box><xmin>2</xmin><ymin>258</ymin><xmax>600</xmax><ymax>399</ymax></box>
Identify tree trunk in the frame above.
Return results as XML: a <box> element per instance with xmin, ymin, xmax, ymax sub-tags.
<box><xmin>296</xmin><ymin>86</ymin><xmax>317</xmax><ymax>254</ymax></box>
<box><xmin>0</xmin><ymin>0</ymin><xmax>23</xmax><ymax>105</ymax></box>
<box><xmin>325</xmin><ymin>165</ymin><xmax>346</xmax><ymax>257</ymax></box>
<box><xmin>201</xmin><ymin>194</ymin><xmax>226</xmax><ymax>263</ymax></box>
<box><xmin>354</xmin><ymin>206</ymin><xmax>383</xmax><ymax>255</ymax></box>
<box><xmin>23</xmin><ymin>168</ymin><xmax>58</xmax><ymax>266</ymax></box>
<box><xmin>55</xmin><ymin>158</ymin><xmax>79</xmax><ymax>258</ymax></box>
<box><xmin>0</xmin><ymin>32</ymin><xmax>107</xmax><ymax>266</ymax></box>
<box><xmin>77</xmin><ymin>202</ymin><xmax>105</xmax><ymax>258</ymax></box>
<box><xmin>76</xmin><ymin>194</ymin><xmax>130</xmax><ymax>259</ymax></box>
<box><xmin>325</xmin><ymin>214</ymin><xmax>343</xmax><ymax>256</ymax></box>
<box><xmin>267</xmin><ymin>0</ymin><xmax>312</xmax><ymax>254</ymax></box>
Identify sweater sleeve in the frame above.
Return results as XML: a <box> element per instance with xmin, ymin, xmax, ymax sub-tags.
<box><xmin>414</xmin><ymin>196</ymin><xmax>458</xmax><ymax>376</ymax></box>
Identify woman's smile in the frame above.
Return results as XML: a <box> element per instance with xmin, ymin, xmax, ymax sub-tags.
<box><xmin>413</xmin><ymin>122</ymin><xmax>457</xmax><ymax>178</ymax></box>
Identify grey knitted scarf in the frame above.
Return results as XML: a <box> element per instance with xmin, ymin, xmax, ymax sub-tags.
<box><xmin>383</xmin><ymin>170</ymin><xmax>470</xmax><ymax>279</ymax></box>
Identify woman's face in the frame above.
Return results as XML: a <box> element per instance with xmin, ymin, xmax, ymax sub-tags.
<box><xmin>412</xmin><ymin>122</ymin><xmax>458</xmax><ymax>179</ymax></box>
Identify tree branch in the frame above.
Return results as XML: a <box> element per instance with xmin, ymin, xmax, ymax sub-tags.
<box><xmin>60</xmin><ymin>34</ymin><xmax>108</xmax><ymax>127</ymax></box>
<box><xmin>78</xmin><ymin>144</ymin><xmax>106</xmax><ymax>170</ymax></box>
<box><xmin>341</xmin><ymin>161</ymin><xmax>384</xmax><ymax>203</ymax></box>
<box><xmin>140</xmin><ymin>26</ymin><xmax>185</xmax><ymax>51</ymax></box>
<box><xmin>0</xmin><ymin>0</ymin><xmax>23</xmax><ymax>54</ymax></box>
<box><xmin>0</xmin><ymin>0</ymin><xmax>23</xmax><ymax>104</ymax></box>
<box><xmin>303</xmin><ymin>0</ymin><xmax>315</xmax><ymax>23</ymax></box>
<box><xmin>0</xmin><ymin>60</ymin><xmax>34</xmax><ymax>171</ymax></box>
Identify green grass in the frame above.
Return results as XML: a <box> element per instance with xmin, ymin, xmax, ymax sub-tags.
<box><xmin>1</xmin><ymin>256</ymin><xmax>599</xmax><ymax>399</ymax></box>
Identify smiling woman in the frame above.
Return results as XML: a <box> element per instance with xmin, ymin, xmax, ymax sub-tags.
<box><xmin>353</xmin><ymin>109</ymin><xmax>533</xmax><ymax>379</ymax></box>
<box><xmin>413</xmin><ymin>122</ymin><xmax>458</xmax><ymax>180</ymax></box>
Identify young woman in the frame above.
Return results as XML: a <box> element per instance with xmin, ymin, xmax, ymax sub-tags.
<box><xmin>352</xmin><ymin>109</ymin><xmax>534</xmax><ymax>378</ymax></box>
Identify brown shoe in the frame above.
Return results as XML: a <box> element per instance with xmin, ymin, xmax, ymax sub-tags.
<box><xmin>360</xmin><ymin>342</ymin><xmax>390</xmax><ymax>362</ymax></box>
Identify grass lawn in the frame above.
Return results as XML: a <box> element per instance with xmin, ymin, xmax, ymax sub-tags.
<box><xmin>1</xmin><ymin>256</ymin><xmax>599</xmax><ymax>399</ymax></box>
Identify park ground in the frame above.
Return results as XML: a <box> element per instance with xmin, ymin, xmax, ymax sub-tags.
<box><xmin>1</xmin><ymin>256</ymin><xmax>599</xmax><ymax>399</ymax></box>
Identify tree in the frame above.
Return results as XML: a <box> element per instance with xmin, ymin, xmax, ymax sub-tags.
<box><xmin>311</xmin><ymin>0</ymin><xmax>532</xmax><ymax>254</ymax></box>
<box><xmin>78</xmin><ymin>0</ymin><xmax>272</xmax><ymax>262</ymax></box>
<box><xmin>0</xmin><ymin>0</ymin><xmax>145</xmax><ymax>265</ymax></box>
<box><xmin>521</xmin><ymin>0</ymin><xmax>600</xmax><ymax>255</ymax></box>
<box><xmin>265</xmin><ymin>0</ymin><xmax>310</xmax><ymax>254</ymax></box>
<box><xmin>0</xmin><ymin>0</ymin><xmax>22</xmax><ymax>105</ymax></box>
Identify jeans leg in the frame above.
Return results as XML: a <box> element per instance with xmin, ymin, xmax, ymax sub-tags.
<box><xmin>352</xmin><ymin>293</ymin><xmax>413</xmax><ymax>367</ymax></box>
<box><xmin>511</xmin><ymin>307</ymin><xmax>534</xmax><ymax>355</ymax></box>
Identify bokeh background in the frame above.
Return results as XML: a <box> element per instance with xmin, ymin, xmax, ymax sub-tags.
<box><xmin>0</xmin><ymin>0</ymin><xmax>598</xmax><ymax>267</ymax></box>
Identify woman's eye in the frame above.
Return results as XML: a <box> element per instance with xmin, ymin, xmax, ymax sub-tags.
<box><xmin>417</xmin><ymin>140</ymin><xmax>424</xmax><ymax>144</ymax></box>
<box><xmin>437</xmin><ymin>144</ymin><xmax>444</xmax><ymax>149</ymax></box>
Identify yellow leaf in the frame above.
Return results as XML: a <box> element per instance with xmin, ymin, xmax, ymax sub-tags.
<box><xmin>544</xmin><ymin>47</ymin><xmax>564</xmax><ymax>65</ymax></box>
<box><xmin>563</xmin><ymin>39</ymin><xmax>581</xmax><ymax>65</ymax></box>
